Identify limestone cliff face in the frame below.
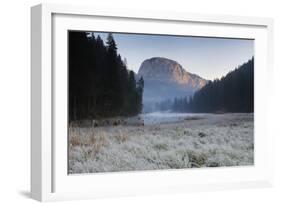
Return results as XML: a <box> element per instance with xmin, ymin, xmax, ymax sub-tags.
<box><xmin>137</xmin><ymin>57</ymin><xmax>208</xmax><ymax>112</ymax></box>
<box><xmin>138</xmin><ymin>57</ymin><xmax>207</xmax><ymax>91</ymax></box>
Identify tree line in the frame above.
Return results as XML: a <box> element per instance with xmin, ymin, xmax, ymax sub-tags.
<box><xmin>157</xmin><ymin>58</ymin><xmax>254</xmax><ymax>113</ymax></box>
<box><xmin>69</xmin><ymin>31</ymin><xmax>144</xmax><ymax>121</ymax></box>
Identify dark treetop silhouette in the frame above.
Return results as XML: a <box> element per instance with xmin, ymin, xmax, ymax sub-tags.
<box><xmin>68</xmin><ymin>31</ymin><xmax>144</xmax><ymax>121</ymax></box>
<box><xmin>171</xmin><ymin>58</ymin><xmax>254</xmax><ymax>113</ymax></box>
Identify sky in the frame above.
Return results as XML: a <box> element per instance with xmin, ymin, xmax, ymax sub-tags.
<box><xmin>93</xmin><ymin>31</ymin><xmax>254</xmax><ymax>81</ymax></box>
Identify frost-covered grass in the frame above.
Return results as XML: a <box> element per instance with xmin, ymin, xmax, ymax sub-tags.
<box><xmin>141</xmin><ymin>111</ymin><xmax>207</xmax><ymax>125</ymax></box>
<box><xmin>68</xmin><ymin>113</ymin><xmax>254</xmax><ymax>174</ymax></box>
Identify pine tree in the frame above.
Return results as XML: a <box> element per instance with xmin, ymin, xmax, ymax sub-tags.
<box><xmin>136</xmin><ymin>77</ymin><xmax>144</xmax><ymax>113</ymax></box>
<box><xmin>68</xmin><ymin>31</ymin><xmax>144</xmax><ymax>121</ymax></box>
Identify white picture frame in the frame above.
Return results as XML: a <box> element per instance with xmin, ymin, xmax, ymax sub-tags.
<box><xmin>31</xmin><ymin>3</ymin><xmax>274</xmax><ymax>202</ymax></box>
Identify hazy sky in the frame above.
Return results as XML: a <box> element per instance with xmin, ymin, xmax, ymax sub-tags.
<box><xmin>93</xmin><ymin>32</ymin><xmax>254</xmax><ymax>80</ymax></box>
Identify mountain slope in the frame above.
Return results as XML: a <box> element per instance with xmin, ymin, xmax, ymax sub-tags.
<box><xmin>138</xmin><ymin>57</ymin><xmax>206</xmax><ymax>88</ymax></box>
<box><xmin>137</xmin><ymin>57</ymin><xmax>207</xmax><ymax>111</ymax></box>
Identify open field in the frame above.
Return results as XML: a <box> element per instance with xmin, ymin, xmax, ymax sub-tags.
<box><xmin>68</xmin><ymin>113</ymin><xmax>254</xmax><ymax>174</ymax></box>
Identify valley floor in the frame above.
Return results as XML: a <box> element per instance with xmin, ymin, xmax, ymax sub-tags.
<box><xmin>68</xmin><ymin>113</ymin><xmax>254</xmax><ymax>174</ymax></box>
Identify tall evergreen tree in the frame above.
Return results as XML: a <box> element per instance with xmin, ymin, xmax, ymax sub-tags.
<box><xmin>68</xmin><ymin>31</ymin><xmax>144</xmax><ymax>121</ymax></box>
<box><xmin>136</xmin><ymin>77</ymin><xmax>144</xmax><ymax>113</ymax></box>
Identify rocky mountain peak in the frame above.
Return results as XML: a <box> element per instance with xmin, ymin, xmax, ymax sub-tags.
<box><xmin>138</xmin><ymin>57</ymin><xmax>207</xmax><ymax>89</ymax></box>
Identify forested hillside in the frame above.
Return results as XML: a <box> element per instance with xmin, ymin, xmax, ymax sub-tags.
<box><xmin>68</xmin><ymin>31</ymin><xmax>144</xmax><ymax>121</ymax></box>
<box><xmin>172</xmin><ymin>58</ymin><xmax>254</xmax><ymax>113</ymax></box>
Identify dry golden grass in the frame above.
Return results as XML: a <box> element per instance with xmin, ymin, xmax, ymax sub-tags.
<box><xmin>115</xmin><ymin>129</ymin><xmax>129</xmax><ymax>143</ymax></box>
<box><xmin>69</xmin><ymin>127</ymin><xmax>109</xmax><ymax>155</ymax></box>
<box><xmin>69</xmin><ymin>135</ymin><xmax>81</xmax><ymax>147</ymax></box>
<box><xmin>91</xmin><ymin>131</ymin><xmax>107</xmax><ymax>153</ymax></box>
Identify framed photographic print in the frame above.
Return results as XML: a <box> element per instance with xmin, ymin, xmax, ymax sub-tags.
<box><xmin>31</xmin><ymin>3</ymin><xmax>274</xmax><ymax>201</ymax></box>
